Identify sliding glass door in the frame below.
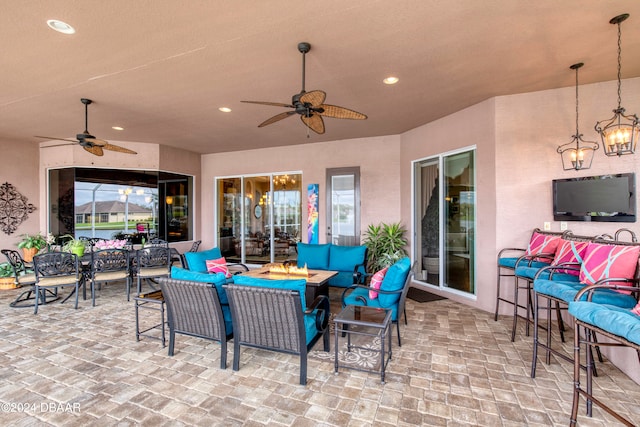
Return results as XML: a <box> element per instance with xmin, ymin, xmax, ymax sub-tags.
<box><xmin>414</xmin><ymin>149</ymin><xmax>475</xmax><ymax>294</ymax></box>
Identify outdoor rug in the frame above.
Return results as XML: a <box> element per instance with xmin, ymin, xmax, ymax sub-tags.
<box><xmin>407</xmin><ymin>286</ymin><xmax>447</xmax><ymax>303</ymax></box>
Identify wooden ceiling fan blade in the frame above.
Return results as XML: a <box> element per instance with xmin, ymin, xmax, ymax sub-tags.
<box><xmin>102</xmin><ymin>143</ymin><xmax>137</xmax><ymax>155</ymax></box>
<box><xmin>299</xmin><ymin>90</ymin><xmax>326</xmax><ymax>107</ymax></box>
<box><xmin>258</xmin><ymin>111</ymin><xmax>296</xmax><ymax>127</ymax></box>
<box><xmin>83</xmin><ymin>145</ymin><xmax>104</xmax><ymax>156</ymax></box>
<box><xmin>301</xmin><ymin>114</ymin><xmax>325</xmax><ymax>134</ymax></box>
<box><xmin>242</xmin><ymin>100</ymin><xmax>294</xmax><ymax>108</ymax></box>
<box><xmin>84</xmin><ymin>137</ymin><xmax>107</xmax><ymax>147</ymax></box>
<box><xmin>318</xmin><ymin>104</ymin><xmax>367</xmax><ymax>120</ymax></box>
<box><xmin>35</xmin><ymin>136</ymin><xmax>78</xmax><ymax>143</ymax></box>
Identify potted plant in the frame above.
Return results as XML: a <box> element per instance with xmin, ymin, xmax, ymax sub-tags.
<box><xmin>362</xmin><ymin>222</ymin><xmax>408</xmax><ymax>273</ymax></box>
<box><xmin>0</xmin><ymin>262</ymin><xmax>17</xmax><ymax>290</ymax></box>
<box><xmin>60</xmin><ymin>235</ymin><xmax>87</xmax><ymax>258</ymax></box>
<box><xmin>17</xmin><ymin>233</ymin><xmax>48</xmax><ymax>262</ymax></box>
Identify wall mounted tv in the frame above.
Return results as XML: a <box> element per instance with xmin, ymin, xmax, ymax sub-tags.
<box><xmin>553</xmin><ymin>173</ymin><xmax>636</xmax><ymax>222</ymax></box>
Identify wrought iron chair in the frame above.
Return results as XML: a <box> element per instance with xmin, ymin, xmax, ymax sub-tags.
<box><xmin>32</xmin><ymin>252</ymin><xmax>83</xmax><ymax>314</ymax></box>
<box><xmin>2</xmin><ymin>249</ymin><xmax>50</xmax><ymax>308</ymax></box>
<box><xmin>134</xmin><ymin>247</ymin><xmax>171</xmax><ymax>296</ymax></box>
<box><xmin>88</xmin><ymin>248</ymin><xmax>131</xmax><ymax>305</ymax></box>
<box><xmin>569</xmin><ymin>282</ymin><xmax>640</xmax><ymax>426</ymax></box>
<box><xmin>224</xmin><ymin>280</ymin><xmax>330</xmax><ymax>385</ymax></box>
<box><xmin>159</xmin><ymin>277</ymin><xmax>232</xmax><ymax>369</ymax></box>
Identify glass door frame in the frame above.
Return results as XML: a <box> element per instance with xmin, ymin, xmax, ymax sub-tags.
<box><xmin>326</xmin><ymin>167</ymin><xmax>361</xmax><ymax>246</ymax></box>
<box><xmin>411</xmin><ymin>145</ymin><xmax>476</xmax><ymax>298</ymax></box>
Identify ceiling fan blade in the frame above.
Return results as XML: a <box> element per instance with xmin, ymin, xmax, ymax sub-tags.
<box><xmin>241</xmin><ymin>100</ymin><xmax>294</xmax><ymax>108</ymax></box>
<box><xmin>299</xmin><ymin>90</ymin><xmax>326</xmax><ymax>107</ymax></box>
<box><xmin>258</xmin><ymin>111</ymin><xmax>296</xmax><ymax>127</ymax></box>
<box><xmin>35</xmin><ymin>136</ymin><xmax>78</xmax><ymax>143</ymax></box>
<box><xmin>301</xmin><ymin>114</ymin><xmax>325</xmax><ymax>134</ymax></box>
<box><xmin>83</xmin><ymin>145</ymin><xmax>104</xmax><ymax>156</ymax></box>
<box><xmin>318</xmin><ymin>104</ymin><xmax>367</xmax><ymax>120</ymax></box>
<box><xmin>102</xmin><ymin>143</ymin><xmax>137</xmax><ymax>155</ymax></box>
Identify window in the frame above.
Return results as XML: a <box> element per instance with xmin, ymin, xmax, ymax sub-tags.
<box><xmin>48</xmin><ymin>168</ymin><xmax>193</xmax><ymax>243</ymax></box>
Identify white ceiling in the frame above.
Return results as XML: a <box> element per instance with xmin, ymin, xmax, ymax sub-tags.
<box><xmin>3</xmin><ymin>1</ymin><xmax>640</xmax><ymax>155</ymax></box>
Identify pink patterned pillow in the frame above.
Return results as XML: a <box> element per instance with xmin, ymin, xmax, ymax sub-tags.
<box><xmin>526</xmin><ymin>232</ymin><xmax>561</xmax><ymax>257</ymax></box>
<box><xmin>550</xmin><ymin>239</ymin><xmax>589</xmax><ymax>276</ymax></box>
<box><xmin>369</xmin><ymin>267</ymin><xmax>389</xmax><ymax>299</ymax></box>
<box><xmin>206</xmin><ymin>257</ymin><xmax>231</xmax><ymax>278</ymax></box>
<box><xmin>632</xmin><ymin>301</ymin><xmax>640</xmax><ymax>316</ymax></box>
<box><xmin>579</xmin><ymin>243</ymin><xmax>640</xmax><ymax>291</ymax></box>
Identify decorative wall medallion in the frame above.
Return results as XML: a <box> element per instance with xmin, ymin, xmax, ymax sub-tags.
<box><xmin>0</xmin><ymin>182</ymin><xmax>37</xmax><ymax>235</ymax></box>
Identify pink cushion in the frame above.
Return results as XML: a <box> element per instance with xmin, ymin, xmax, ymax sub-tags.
<box><xmin>525</xmin><ymin>231</ymin><xmax>561</xmax><ymax>257</ymax></box>
<box><xmin>550</xmin><ymin>239</ymin><xmax>590</xmax><ymax>276</ymax></box>
<box><xmin>206</xmin><ymin>257</ymin><xmax>231</xmax><ymax>278</ymax></box>
<box><xmin>369</xmin><ymin>267</ymin><xmax>388</xmax><ymax>299</ymax></box>
<box><xmin>579</xmin><ymin>243</ymin><xmax>640</xmax><ymax>292</ymax></box>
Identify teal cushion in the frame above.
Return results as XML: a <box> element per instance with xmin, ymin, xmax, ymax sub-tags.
<box><xmin>232</xmin><ymin>275</ymin><xmax>307</xmax><ymax>309</ymax></box>
<box><xmin>343</xmin><ymin>287</ymin><xmax>399</xmax><ymax>321</ymax></box>
<box><xmin>296</xmin><ymin>243</ymin><xmax>330</xmax><ymax>270</ymax></box>
<box><xmin>184</xmin><ymin>247</ymin><xmax>222</xmax><ymax>273</ymax></box>
<box><xmin>378</xmin><ymin>257</ymin><xmax>411</xmax><ymax>308</ymax></box>
<box><xmin>569</xmin><ymin>301</ymin><xmax>640</xmax><ymax>346</ymax></box>
<box><xmin>515</xmin><ymin>265</ymin><xmax>578</xmax><ymax>282</ymax></box>
<box><xmin>303</xmin><ymin>309</ymin><xmax>323</xmax><ymax>345</ymax></box>
<box><xmin>499</xmin><ymin>256</ymin><xmax>549</xmax><ymax>269</ymax></box>
<box><xmin>533</xmin><ymin>279</ymin><xmax>638</xmax><ymax>308</ymax></box>
<box><xmin>328</xmin><ymin>245</ymin><xmax>367</xmax><ymax>272</ymax></box>
<box><xmin>170</xmin><ymin>267</ymin><xmax>228</xmax><ymax>304</ymax></box>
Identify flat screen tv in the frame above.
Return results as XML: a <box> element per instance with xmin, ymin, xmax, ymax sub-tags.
<box><xmin>552</xmin><ymin>173</ymin><xmax>636</xmax><ymax>222</ymax></box>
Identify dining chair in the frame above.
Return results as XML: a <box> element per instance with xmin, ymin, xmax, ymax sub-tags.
<box><xmin>32</xmin><ymin>252</ymin><xmax>82</xmax><ymax>314</ymax></box>
<box><xmin>2</xmin><ymin>249</ymin><xmax>49</xmax><ymax>308</ymax></box>
<box><xmin>134</xmin><ymin>247</ymin><xmax>171</xmax><ymax>296</ymax></box>
<box><xmin>88</xmin><ymin>248</ymin><xmax>131</xmax><ymax>305</ymax></box>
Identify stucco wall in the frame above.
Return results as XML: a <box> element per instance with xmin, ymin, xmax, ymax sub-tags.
<box><xmin>200</xmin><ymin>135</ymin><xmax>401</xmax><ymax>250</ymax></box>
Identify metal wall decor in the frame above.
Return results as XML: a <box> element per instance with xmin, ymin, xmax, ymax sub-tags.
<box><xmin>0</xmin><ymin>182</ymin><xmax>37</xmax><ymax>235</ymax></box>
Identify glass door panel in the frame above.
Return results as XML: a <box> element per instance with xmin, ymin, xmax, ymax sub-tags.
<box><xmin>218</xmin><ymin>178</ymin><xmax>242</xmax><ymax>261</ymax></box>
<box><xmin>326</xmin><ymin>167</ymin><xmax>360</xmax><ymax>245</ymax></box>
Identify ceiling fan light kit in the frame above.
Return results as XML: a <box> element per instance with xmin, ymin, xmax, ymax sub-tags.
<box><xmin>36</xmin><ymin>98</ymin><xmax>137</xmax><ymax>157</ymax></box>
<box><xmin>242</xmin><ymin>42</ymin><xmax>367</xmax><ymax>135</ymax></box>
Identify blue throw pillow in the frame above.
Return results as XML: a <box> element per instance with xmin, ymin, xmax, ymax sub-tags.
<box><xmin>328</xmin><ymin>245</ymin><xmax>367</xmax><ymax>272</ymax></box>
<box><xmin>232</xmin><ymin>275</ymin><xmax>307</xmax><ymax>308</ymax></box>
<box><xmin>378</xmin><ymin>257</ymin><xmax>411</xmax><ymax>308</ymax></box>
<box><xmin>296</xmin><ymin>243</ymin><xmax>330</xmax><ymax>270</ymax></box>
<box><xmin>184</xmin><ymin>247</ymin><xmax>222</xmax><ymax>272</ymax></box>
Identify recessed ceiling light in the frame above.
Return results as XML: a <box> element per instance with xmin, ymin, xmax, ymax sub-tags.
<box><xmin>112</xmin><ymin>126</ymin><xmax>124</xmax><ymax>131</ymax></box>
<box><xmin>383</xmin><ymin>76</ymin><xmax>399</xmax><ymax>85</ymax></box>
<box><xmin>46</xmin><ymin>19</ymin><xmax>75</xmax><ymax>34</ymax></box>
<box><xmin>219</xmin><ymin>107</ymin><xmax>232</xmax><ymax>113</ymax></box>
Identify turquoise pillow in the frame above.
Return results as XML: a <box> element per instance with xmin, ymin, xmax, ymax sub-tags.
<box><xmin>378</xmin><ymin>257</ymin><xmax>411</xmax><ymax>308</ymax></box>
<box><xmin>232</xmin><ymin>275</ymin><xmax>307</xmax><ymax>308</ymax></box>
<box><xmin>170</xmin><ymin>266</ymin><xmax>228</xmax><ymax>304</ymax></box>
<box><xmin>296</xmin><ymin>243</ymin><xmax>330</xmax><ymax>270</ymax></box>
<box><xmin>184</xmin><ymin>247</ymin><xmax>222</xmax><ymax>273</ymax></box>
<box><xmin>328</xmin><ymin>245</ymin><xmax>367</xmax><ymax>272</ymax></box>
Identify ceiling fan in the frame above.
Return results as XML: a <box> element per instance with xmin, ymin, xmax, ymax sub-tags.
<box><xmin>242</xmin><ymin>42</ymin><xmax>367</xmax><ymax>135</ymax></box>
<box><xmin>36</xmin><ymin>98</ymin><xmax>137</xmax><ymax>156</ymax></box>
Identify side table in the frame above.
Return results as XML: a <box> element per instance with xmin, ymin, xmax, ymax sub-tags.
<box><xmin>134</xmin><ymin>289</ymin><xmax>166</xmax><ymax>347</ymax></box>
<box><xmin>334</xmin><ymin>305</ymin><xmax>392</xmax><ymax>383</ymax></box>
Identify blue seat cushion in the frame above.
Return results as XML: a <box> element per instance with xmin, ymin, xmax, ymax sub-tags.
<box><xmin>569</xmin><ymin>301</ymin><xmax>640</xmax><ymax>346</ymax></box>
<box><xmin>534</xmin><ymin>279</ymin><xmax>638</xmax><ymax>308</ymax></box>
<box><xmin>515</xmin><ymin>265</ymin><xmax>579</xmax><ymax>282</ymax></box>
<box><xmin>343</xmin><ymin>287</ymin><xmax>399</xmax><ymax>321</ymax></box>
<box><xmin>184</xmin><ymin>247</ymin><xmax>222</xmax><ymax>273</ymax></box>
<box><xmin>499</xmin><ymin>256</ymin><xmax>549</xmax><ymax>269</ymax></box>
<box><xmin>232</xmin><ymin>275</ymin><xmax>307</xmax><ymax>309</ymax></box>
<box><xmin>169</xmin><ymin>266</ymin><xmax>232</xmax><ymax>335</ymax></box>
<box><xmin>296</xmin><ymin>243</ymin><xmax>330</xmax><ymax>270</ymax></box>
<box><xmin>328</xmin><ymin>245</ymin><xmax>367</xmax><ymax>272</ymax></box>
<box><xmin>378</xmin><ymin>257</ymin><xmax>411</xmax><ymax>308</ymax></box>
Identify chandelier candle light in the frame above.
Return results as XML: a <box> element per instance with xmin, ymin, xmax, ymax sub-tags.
<box><xmin>557</xmin><ymin>63</ymin><xmax>599</xmax><ymax>170</ymax></box>
<box><xmin>595</xmin><ymin>13</ymin><xmax>639</xmax><ymax>156</ymax></box>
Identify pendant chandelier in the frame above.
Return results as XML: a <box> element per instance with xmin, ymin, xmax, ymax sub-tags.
<box><xmin>557</xmin><ymin>63</ymin><xmax>599</xmax><ymax>170</ymax></box>
<box><xmin>595</xmin><ymin>13</ymin><xmax>639</xmax><ymax>156</ymax></box>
